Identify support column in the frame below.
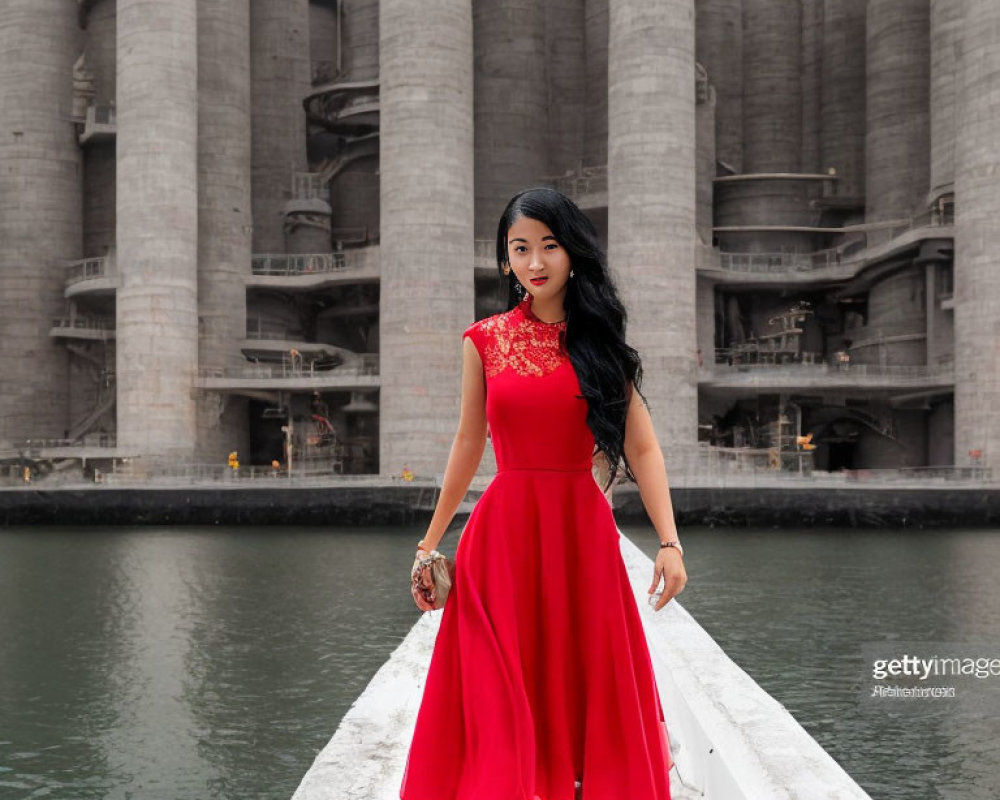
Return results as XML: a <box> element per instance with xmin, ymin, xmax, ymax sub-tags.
<box><xmin>695</xmin><ymin>0</ymin><xmax>743</xmax><ymax>173</ymax></box>
<box><xmin>196</xmin><ymin>0</ymin><xmax>252</xmax><ymax>461</ymax></box>
<box><xmin>380</xmin><ymin>0</ymin><xmax>474</xmax><ymax>477</ymax></box>
<box><xmin>474</xmin><ymin>0</ymin><xmax>548</xmax><ymax>239</ymax></box>
<box><xmin>930</xmin><ymin>0</ymin><xmax>962</xmax><ymax>203</ymax></box>
<box><xmin>583</xmin><ymin>0</ymin><xmax>608</xmax><ymax>169</ymax></box>
<box><xmin>954</xmin><ymin>0</ymin><xmax>1000</xmax><ymax>470</ymax></box>
<box><xmin>250</xmin><ymin>0</ymin><xmax>310</xmax><ymax>253</ymax></box>
<box><xmin>821</xmin><ymin>0</ymin><xmax>866</xmax><ymax>200</ymax></box>
<box><xmin>0</xmin><ymin>0</ymin><xmax>80</xmax><ymax>444</ymax></box>
<box><xmin>866</xmin><ymin>0</ymin><xmax>930</xmax><ymax>229</ymax></box>
<box><xmin>116</xmin><ymin>0</ymin><xmax>198</xmax><ymax>457</ymax></box>
<box><xmin>608</xmin><ymin>0</ymin><xmax>697</xmax><ymax>470</ymax></box>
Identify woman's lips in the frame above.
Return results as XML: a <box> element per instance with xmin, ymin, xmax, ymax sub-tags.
<box><xmin>530</xmin><ymin>277</ymin><xmax>548</xmax><ymax>285</ymax></box>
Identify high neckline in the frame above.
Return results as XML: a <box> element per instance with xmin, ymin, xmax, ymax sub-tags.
<box><xmin>520</xmin><ymin>295</ymin><xmax>567</xmax><ymax>327</ymax></box>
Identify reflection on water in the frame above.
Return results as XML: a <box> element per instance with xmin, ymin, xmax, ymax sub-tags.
<box><xmin>0</xmin><ymin>525</ymin><xmax>997</xmax><ymax>799</ymax></box>
<box><xmin>0</xmin><ymin>528</ymin><xmax>422</xmax><ymax>800</ymax></box>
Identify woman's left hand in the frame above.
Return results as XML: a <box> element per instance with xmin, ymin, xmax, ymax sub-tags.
<box><xmin>648</xmin><ymin>549</ymin><xmax>687</xmax><ymax>612</ymax></box>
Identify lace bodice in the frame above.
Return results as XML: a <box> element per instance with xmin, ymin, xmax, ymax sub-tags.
<box><xmin>462</xmin><ymin>294</ymin><xmax>593</xmax><ymax>472</ymax></box>
<box><xmin>462</xmin><ymin>295</ymin><xmax>568</xmax><ymax>379</ymax></box>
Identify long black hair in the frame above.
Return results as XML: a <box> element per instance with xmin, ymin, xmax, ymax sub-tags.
<box><xmin>495</xmin><ymin>186</ymin><xmax>646</xmax><ymax>492</ymax></box>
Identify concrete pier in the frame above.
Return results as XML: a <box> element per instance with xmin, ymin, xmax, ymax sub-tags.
<box><xmin>608</xmin><ymin>0</ymin><xmax>698</xmax><ymax>468</ymax></box>
<box><xmin>116</xmin><ymin>0</ymin><xmax>199</xmax><ymax>457</ymax></box>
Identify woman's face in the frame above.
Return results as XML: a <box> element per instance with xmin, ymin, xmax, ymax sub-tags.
<box><xmin>505</xmin><ymin>215</ymin><xmax>572</xmax><ymax>301</ymax></box>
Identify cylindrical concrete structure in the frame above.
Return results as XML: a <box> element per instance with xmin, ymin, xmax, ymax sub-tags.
<box><xmin>866</xmin><ymin>0</ymin><xmax>930</xmax><ymax>226</ymax></box>
<box><xmin>196</xmin><ymin>0</ymin><xmax>252</xmax><ymax>460</ymax></box>
<box><xmin>854</xmin><ymin>269</ymin><xmax>927</xmax><ymax>367</ymax></box>
<box><xmin>116</xmin><ymin>0</ymin><xmax>199</xmax><ymax>457</ymax></box>
<box><xmin>380</xmin><ymin>0</ymin><xmax>474</xmax><ymax>477</ymax></box>
<box><xmin>81</xmin><ymin>0</ymin><xmax>116</xmax><ymax>258</ymax></box>
<box><xmin>326</xmin><ymin>0</ymin><xmax>380</xmax><ymax>244</ymax></box>
<box><xmin>474</xmin><ymin>0</ymin><xmax>549</xmax><ymax>239</ymax></box>
<box><xmin>309</xmin><ymin>0</ymin><xmax>338</xmax><ymax>83</ymax></box>
<box><xmin>725</xmin><ymin>0</ymin><xmax>810</xmax><ymax>254</ymax></box>
<box><xmin>0</xmin><ymin>0</ymin><xmax>80</xmax><ymax>444</ymax></box>
<box><xmin>741</xmin><ymin>0</ymin><xmax>802</xmax><ymax>174</ymax></box>
<box><xmin>341</xmin><ymin>0</ymin><xmax>379</xmax><ymax>82</ymax></box>
<box><xmin>583</xmin><ymin>0</ymin><xmax>608</xmax><ymax>169</ymax></box>
<box><xmin>821</xmin><ymin>0</ymin><xmax>866</xmax><ymax>199</ymax></box>
<box><xmin>545</xmin><ymin>0</ymin><xmax>586</xmax><ymax>176</ymax></box>
<box><xmin>930</xmin><ymin>0</ymin><xmax>962</xmax><ymax>203</ymax></box>
<box><xmin>954</xmin><ymin>0</ymin><xmax>1000</xmax><ymax>470</ymax></box>
<box><xmin>696</xmin><ymin>0</ymin><xmax>743</xmax><ymax>174</ymax></box>
<box><xmin>250</xmin><ymin>0</ymin><xmax>310</xmax><ymax>253</ymax></box>
<box><xmin>800</xmin><ymin>0</ymin><xmax>822</xmax><ymax>177</ymax></box>
<box><xmin>609</xmin><ymin>0</ymin><xmax>697</xmax><ymax>468</ymax></box>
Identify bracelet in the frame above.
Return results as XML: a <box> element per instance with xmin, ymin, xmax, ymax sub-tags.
<box><xmin>659</xmin><ymin>540</ymin><xmax>684</xmax><ymax>558</ymax></box>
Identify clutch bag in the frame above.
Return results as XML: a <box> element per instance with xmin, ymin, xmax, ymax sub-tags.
<box><xmin>410</xmin><ymin>549</ymin><xmax>456</xmax><ymax>611</ymax></box>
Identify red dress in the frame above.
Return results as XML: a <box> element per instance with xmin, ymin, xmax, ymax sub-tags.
<box><xmin>399</xmin><ymin>294</ymin><xmax>673</xmax><ymax>800</ymax></box>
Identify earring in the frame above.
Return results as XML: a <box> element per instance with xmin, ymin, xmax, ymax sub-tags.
<box><xmin>570</xmin><ymin>269</ymin><xmax>575</xmax><ymax>277</ymax></box>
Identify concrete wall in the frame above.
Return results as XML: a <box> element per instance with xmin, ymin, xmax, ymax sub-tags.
<box><xmin>116</xmin><ymin>0</ymin><xmax>198</xmax><ymax>457</ymax></box>
<box><xmin>609</xmin><ymin>0</ymin><xmax>698</xmax><ymax>467</ymax></box>
<box><xmin>866</xmin><ymin>0</ymin><xmax>930</xmax><ymax>228</ymax></box>
<box><xmin>545</xmin><ymin>0</ymin><xmax>586</xmax><ymax>177</ymax></box>
<box><xmin>474</xmin><ymin>0</ymin><xmax>549</xmax><ymax>239</ymax></box>
<box><xmin>929</xmin><ymin>0</ymin><xmax>962</xmax><ymax>203</ymax></box>
<box><xmin>341</xmin><ymin>0</ymin><xmax>379</xmax><ymax>82</ymax></box>
<box><xmin>696</xmin><ymin>0</ymin><xmax>742</xmax><ymax>174</ymax></box>
<box><xmin>583</xmin><ymin>0</ymin><xmax>608</xmax><ymax>169</ymax></box>
<box><xmin>0</xmin><ymin>0</ymin><xmax>81</xmax><ymax>444</ymax></box>
<box><xmin>379</xmin><ymin>0</ymin><xmax>474</xmax><ymax>477</ymax></box>
<box><xmin>821</xmin><ymin>0</ymin><xmax>866</xmax><ymax>200</ymax></box>
<box><xmin>196</xmin><ymin>0</ymin><xmax>252</xmax><ymax>461</ymax></box>
<box><xmin>81</xmin><ymin>0</ymin><xmax>116</xmax><ymax>258</ymax></box>
<box><xmin>250</xmin><ymin>0</ymin><xmax>310</xmax><ymax>253</ymax></box>
<box><xmin>954</xmin><ymin>0</ymin><xmax>1000</xmax><ymax>469</ymax></box>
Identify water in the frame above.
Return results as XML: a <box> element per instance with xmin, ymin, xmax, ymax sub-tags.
<box><xmin>0</xmin><ymin>524</ymin><xmax>997</xmax><ymax>800</ymax></box>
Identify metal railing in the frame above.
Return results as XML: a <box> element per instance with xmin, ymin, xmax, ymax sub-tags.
<box><xmin>291</xmin><ymin>172</ymin><xmax>326</xmax><ymax>201</ymax></box>
<box><xmin>251</xmin><ymin>253</ymin><xmax>347</xmax><ymax>276</ymax></box>
<box><xmin>18</xmin><ymin>433</ymin><xmax>117</xmax><ymax>450</ymax></box>
<box><xmin>99</xmin><ymin>460</ymin><xmax>403</xmax><ymax>486</ymax></box>
<box><xmin>549</xmin><ymin>165</ymin><xmax>608</xmax><ymax>198</ymax></box>
<box><xmin>66</xmin><ymin>257</ymin><xmax>111</xmax><ymax>286</ymax></box>
<box><xmin>716</xmin><ymin>210</ymin><xmax>954</xmax><ymax>275</ymax></box>
<box><xmin>199</xmin><ymin>353</ymin><xmax>379</xmax><ymax>380</ymax></box>
<box><xmin>669</xmin><ymin>444</ymin><xmax>993</xmax><ymax>485</ymax></box>
<box><xmin>51</xmin><ymin>316</ymin><xmax>115</xmax><ymax>333</ymax></box>
<box><xmin>708</xmin><ymin>352</ymin><xmax>953</xmax><ymax>379</ymax></box>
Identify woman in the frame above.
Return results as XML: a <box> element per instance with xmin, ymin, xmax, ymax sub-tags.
<box><xmin>400</xmin><ymin>187</ymin><xmax>687</xmax><ymax>800</ymax></box>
